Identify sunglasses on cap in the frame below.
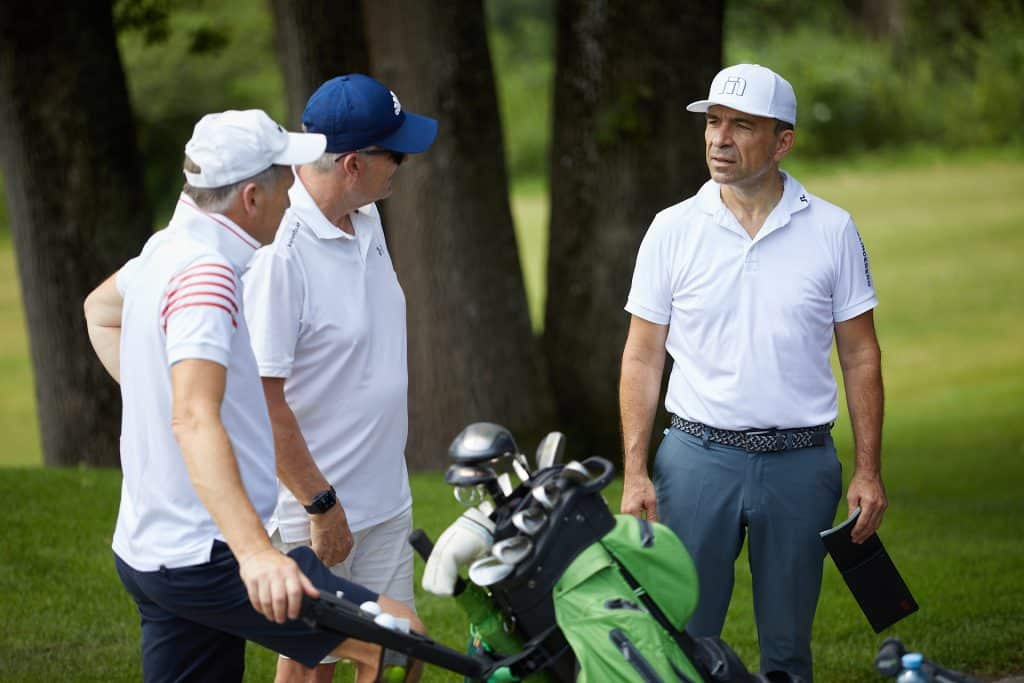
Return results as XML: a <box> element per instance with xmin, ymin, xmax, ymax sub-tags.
<box><xmin>357</xmin><ymin>148</ymin><xmax>406</xmax><ymax>165</ymax></box>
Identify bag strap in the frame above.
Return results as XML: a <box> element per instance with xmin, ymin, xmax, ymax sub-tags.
<box><xmin>606</xmin><ymin>547</ymin><xmax>715</xmax><ymax>682</ymax></box>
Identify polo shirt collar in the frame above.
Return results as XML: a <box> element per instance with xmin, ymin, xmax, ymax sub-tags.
<box><xmin>696</xmin><ymin>169</ymin><xmax>811</xmax><ymax>239</ymax></box>
<box><xmin>289</xmin><ymin>170</ymin><xmax>374</xmax><ymax>241</ymax></box>
<box><xmin>172</xmin><ymin>194</ymin><xmax>260</xmax><ymax>270</ymax></box>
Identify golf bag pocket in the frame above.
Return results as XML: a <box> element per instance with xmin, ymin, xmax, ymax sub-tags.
<box><xmin>553</xmin><ymin>542</ymin><xmax>705</xmax><ymax>682</ymax></box>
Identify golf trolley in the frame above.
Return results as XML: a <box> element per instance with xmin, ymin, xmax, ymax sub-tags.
<box><xmin>301</xmin><ymin>422</ymin><xmax>794</xmax><ymax>682</ymax></box>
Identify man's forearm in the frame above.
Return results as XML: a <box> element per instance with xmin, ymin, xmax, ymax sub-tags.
<box><xmin>842</xmin><ymin>353</ymin><xmax>884</xmax><ymax>475</ymax></box>
<box><xmin>271</xmin><ymin>407</ymin><xmax>331</xmax><ymax>504</ymax></box>
<box><xmin>620</xmin><ymin>356</ymin><xmax>664</xmax><ymax>477</ymax></box>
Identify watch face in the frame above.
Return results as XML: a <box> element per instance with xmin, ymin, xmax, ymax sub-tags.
<box><xmin>306</xmin><ymin>487</ymin><xmax>337</xmax><ymax>514</ymax></box>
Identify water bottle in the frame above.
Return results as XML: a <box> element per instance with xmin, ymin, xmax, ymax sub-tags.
<box><xmin>896</xmin><ymin>653</ymin><xmax>931</xmax><ymax>682</ymax></box>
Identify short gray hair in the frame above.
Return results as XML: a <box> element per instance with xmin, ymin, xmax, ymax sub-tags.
<box><xmin>182</xmin><ymin>156</ymin><xmax>289</xmax><ymax>212</ymax></box>
<box><xmin>309</xmin><ymin>152</ymin><xmax>344</xmax><ymax>174</ymax></box>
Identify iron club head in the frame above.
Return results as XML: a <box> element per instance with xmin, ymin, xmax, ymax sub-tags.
<box><xmin>468</xmin><ymin>555</ymin><xmax>515</xmax><ymax>587</ymax></box>
<box><xmin>535</xmin><ymin>432</ymin><xmax>566</xmax><ymax>471</ymax></box>
<box><xmin>491</xmin><ymin>535</ymin><xmax>533</xmax><ymax>565</ymax></box>
<box><xmin>511</xmin><ymin>504</ymin><xmax>547</xmax><ymax>536</ymax></box>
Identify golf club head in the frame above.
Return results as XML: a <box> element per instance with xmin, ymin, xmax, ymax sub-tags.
<box><xmin>559</xmin><ymin>460</ymin><xmax>590</xmax><ymax>484</ymax></box>
<box><xmin>448</xmin><ymin>422</ymin><xmax>519</xmax><ymax>466</ymax></box>
<box><xmin>444</xmin><ymin>463</ymin><xmax>498</xmax><ymax>488</ymax></box>
<box><xmin>444</xmin><ymin>464</ymin><xmax>497</xmax><ymax>507</ymax></box>
<box><xmin>530</xmin><ymin>480</ymin><xmax>562</xmax><ymax>510</ymax></box>
<box><xmin>535</xmin><ymin>432</ymin><xmax>566</xmax><ymax>471</ymax></box>
<box><xmin>559</xmin><ymin>457</ymin><xmax>615</xmax><ymax>492</ymax></box>
<box><xmin>468</xmin><ymin>555</ymin><xmax>515</xmax><ymax>587</ymax></box>
<box><xmin>511</xmin><ymin>504</ymin><xmax>547</xmax><ymax>536</ymax></box>
<box><xmin>491</xmin><ymin>535</ymin><xmax>533</xmax><ymax>565</ymax></box>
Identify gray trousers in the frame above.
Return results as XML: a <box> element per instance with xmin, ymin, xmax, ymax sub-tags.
<box><xmin>652</xmin><ymin>426</ymin><xmax>842</xmax><ymax>681</ymax></box>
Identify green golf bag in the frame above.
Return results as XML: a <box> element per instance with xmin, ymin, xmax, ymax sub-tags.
<box><xmin>552</xmin><ymin>514</ymin><xmax>705</xmax><ymax>682</ymax></box>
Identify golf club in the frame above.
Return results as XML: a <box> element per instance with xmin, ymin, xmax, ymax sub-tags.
<box><xmin>512</xmin><ymin>452</ymin><xmax>532</xmax><ymax>482</ymax></box>
<box><xmin>535</xmin><ymin>432</ymin><xmax>566</xmax><ymax>471</ymax></box>
<box><xmin>491</xmin><ymin>535</ymin><xmax>533</xmax><ymax>565</ymax></box>
<box><xmin>448</xmin><ymin>422</ymin><xmax>519</xmax><ymax>466</ymax></box>
<box><xmin>468</xmin><ymin>555</ymin><xmax>515</xmax><ymax>587</ymax></box>
<box><xmin>511</xmin><ymin>504</ymin><xmax>547</xmax><ymax>536</ymax></box>
<box><xmin>445</xmin><ymin>463</ymin><xmax>506</xmax><ymax>506</ymax></box>
<box><xmin>530</xmin><ymin>480</ymin><xmax>562</xmax><ymax>510</ymax></box>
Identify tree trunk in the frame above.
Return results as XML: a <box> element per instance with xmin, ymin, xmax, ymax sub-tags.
<box><xmin>545</xmin><ymin>0</ymin><xmax>723</xmax><ymax>459</ymax></box>
<box><xmin>0</xmin><ymin>2</ymin><xmax>152</xmax><ymax>466</ymax></box>
<box><xmin>268</xmin><ymin>0</ymin><xmax>370</xmax><ymax>129</ymax></box>
<box><xmin>362</xmin><ymin>0</ymin><xmax>556</xmax><ymax>469</ymax></box>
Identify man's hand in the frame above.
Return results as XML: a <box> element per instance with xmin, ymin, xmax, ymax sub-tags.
<box><xmin>847</xmin><ymin>471</ymin><xmax>887</xmax><ymax>544</ymax></box>
<box><xmin>309</xmin><ymin>504</ymin><xmax>354</xmax><ymax>567</ymax></box>
<box><xmin>620</xmin><ymin>473</ymin><xmax>659</xmax><ymax>522</ymax></box>
<box><xmin>238</xmin><ymin>547</ymin><xmax>318</xmax><ymax>623</ymax></box>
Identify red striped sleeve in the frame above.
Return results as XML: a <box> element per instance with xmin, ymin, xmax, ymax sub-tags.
<box><xmin>161</xmin><ymin>260</ymin><xmax>239</xmax><ymax>332</ymax></box>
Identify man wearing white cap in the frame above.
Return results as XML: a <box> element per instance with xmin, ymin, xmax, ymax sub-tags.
<box><xmin>242</xmin><ymin>73</ymin><xmax>438</xmax><ymax>683</ymax></box>
<box><xmin>619</xmin><ymin>64</ymin><xmax>886</xmax><ymax>680</ymax></box>
<box><xmin>83</xmin><ymin>109</ymin><xmax>422</xmax><ymax>681</ymax></box>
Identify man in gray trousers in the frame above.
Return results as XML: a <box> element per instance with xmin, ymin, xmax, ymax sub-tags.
<box><xmin>619</xmin><ymin>64</ymin><xmax>887</xmax><ymax>681</ymax></box>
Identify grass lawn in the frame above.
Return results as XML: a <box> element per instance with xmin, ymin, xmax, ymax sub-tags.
<box><xmin>1</xmin><ymin>154</ymin><xmax>1023</xmax><ymax>680</ymax></box>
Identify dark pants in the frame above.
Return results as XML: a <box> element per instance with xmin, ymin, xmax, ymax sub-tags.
<box><xmin>653</xmin><ymin>427</ymin><xmax>842</xmax><ymax>682</ymax></box>
<box><xmin>115</xmin><ymin>542</ymin><xmax>377</xmax><ymax>682</ymax></box>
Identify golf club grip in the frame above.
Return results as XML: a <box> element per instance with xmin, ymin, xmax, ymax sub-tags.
<box><xmin>408</xmin><ymin>528</ymin><xmax>468</xmax><ymax>595</ymax></box>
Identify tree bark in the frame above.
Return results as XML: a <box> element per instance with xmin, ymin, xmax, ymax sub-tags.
<box><xmin>545</xmin><ymin>0</ymin><xmax>723</xmax><ymax>459</ymax></box>
<box><xmin>0</xmin><ymin>2</ymin><xmax>151</xmax><ymax>466</ymax></box>
<box><xmin>268</xmin><ymin>0</ymin><xmax>370</xmax><ymax>129</ymax></box>
<box><xmin>362</xmin><ymin>0</ymin><xmax>556</xmax><ymax>469</ymax></box>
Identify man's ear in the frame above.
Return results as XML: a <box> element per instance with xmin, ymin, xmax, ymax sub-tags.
<box><xmin>339</xmin><ymin>152</ymin><xmax>361</xmax><ymax>178</ymax></box>
<box><xmin>239</xmin><ymin>182</ymin><xmax>260</xmax><ymax>216</ymax></box>
<box><xmin>774</xmin><ymin>129</ymin><xmax>795</xmax><ymax>162</ymax></box>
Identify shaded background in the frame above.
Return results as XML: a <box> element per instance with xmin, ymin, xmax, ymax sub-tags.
<box><xmin>0</xmin><ymin>1</ymin><xmax>1022</xmax><ymax>680</ymax></box>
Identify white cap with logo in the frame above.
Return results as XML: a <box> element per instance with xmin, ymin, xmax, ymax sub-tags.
<box><xmin>686</xmin><ymin>64</ymin><xmax>797</xmax><ymax>126</ymax></box>
<box><xmin>184</xmin><ymin>109</ymin><xmax>327</xmax><ymax>188</ymax></box>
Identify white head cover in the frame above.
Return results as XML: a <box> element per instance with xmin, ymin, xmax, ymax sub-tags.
<box><xmin>687</xmin><ymin>64</ymin><xmax>797</xmax><ymax>125</ymax></box>
<box><xmin>184</xmin><ymin>109</ymin><xmax>326</xmax><ymax>188</ymax></box>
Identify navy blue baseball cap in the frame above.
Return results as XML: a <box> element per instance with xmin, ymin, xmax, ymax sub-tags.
<box><xmin>302</xmin><ymin>74</ymin><xmax>438</xmax><ymax>154</ymax></box>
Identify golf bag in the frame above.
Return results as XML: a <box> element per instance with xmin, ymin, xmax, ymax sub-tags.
<box><xmin>302</xmin><ymin>422</ymin><xmax>793</xmax><ymax>682</ymax></box>
<box><xmin>457</xmin><ymin>455</ymin><xmax>781</xmax><ymax>682</ymax></box>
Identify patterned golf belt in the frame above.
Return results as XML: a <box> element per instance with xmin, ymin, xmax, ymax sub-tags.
<box><xmin>670</xmin><ymin>415</ymin><xmax>833</xmax><ymax>453</ymax></box>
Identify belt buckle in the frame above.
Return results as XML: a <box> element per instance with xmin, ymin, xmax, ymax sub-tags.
<box><xmin>743</xmin><ymin>428</ymin><xmax>782</xmax><ymax>452</ymax></box>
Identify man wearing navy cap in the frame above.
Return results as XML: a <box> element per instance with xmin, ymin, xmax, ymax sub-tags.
<box><xmin>243</xmin><ymin>74</ymin><xmax>437</xmax><ymax>682</ymax></box>
<box><xmin>619</xmin><ymin>64</ymin><xmax>886</xmax><ymax>680</ymax></box>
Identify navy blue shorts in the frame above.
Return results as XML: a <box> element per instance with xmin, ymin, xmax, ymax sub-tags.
<box><xmin>115</xmin><ymin>542</ymin><xmax>378</xmax><ymax>681</ymax></box>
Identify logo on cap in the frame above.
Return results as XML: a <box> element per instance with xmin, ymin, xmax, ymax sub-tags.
<box><xmin>390</xmin><ymin>91</ymin><xmax>401</xmax><ymax>116</ymax></box>
<box><xmin>719</xmin><ymin>77</ymin><xmax>747</xmax><ymax>97</ymax></box>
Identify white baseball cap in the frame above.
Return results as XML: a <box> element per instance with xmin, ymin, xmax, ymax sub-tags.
<box><xmin>184</xmin><ymin>109</ymin><xmax>327</xmax><ymax>188</ymax></box>
<box><xmin>687</xmin><ymin>64</ymin><xmax>797</xmax><ymax>126</ymax></box>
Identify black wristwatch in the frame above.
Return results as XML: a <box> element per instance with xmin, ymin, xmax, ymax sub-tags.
<box><xmin>304</xmin><ymin>486</ymin><xmax>338</xmax><ymax>515</ymax></box>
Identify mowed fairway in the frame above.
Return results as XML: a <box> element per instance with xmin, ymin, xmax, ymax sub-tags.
<box><xmin>1</xmin><ymin>157</ymin><xmax>1022</xmax><ymax>681</ymax></box>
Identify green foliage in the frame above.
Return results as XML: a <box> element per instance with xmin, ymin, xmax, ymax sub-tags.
<box><xmin>726</xmin><ymin>1</ymin><xmax>1024</xmax><ymax>159</ymax></box>
<box><xmin>116</xmin><ymin>0</ymin><xmax>282</xmax><ymax>224</ymax></box>
<box><xmin>486</xmin><ymin>0</ymin><xmax>554</xmax><ymax>184</ymax></box>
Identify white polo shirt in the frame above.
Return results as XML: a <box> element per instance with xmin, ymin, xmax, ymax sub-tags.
<box><xmin>113</xmin><ymin>195</ymin><xmax>277</xmax><ymax>571</ymax></box>
<box><xmin>243</xmin><ymin>174</ymin><xmax>411</xmax><ymax>542</ymax></box>
<box><xmin>626</xmin><ymin>171</ymin><xmax>877</xmax><ymax>431</ymax></box>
